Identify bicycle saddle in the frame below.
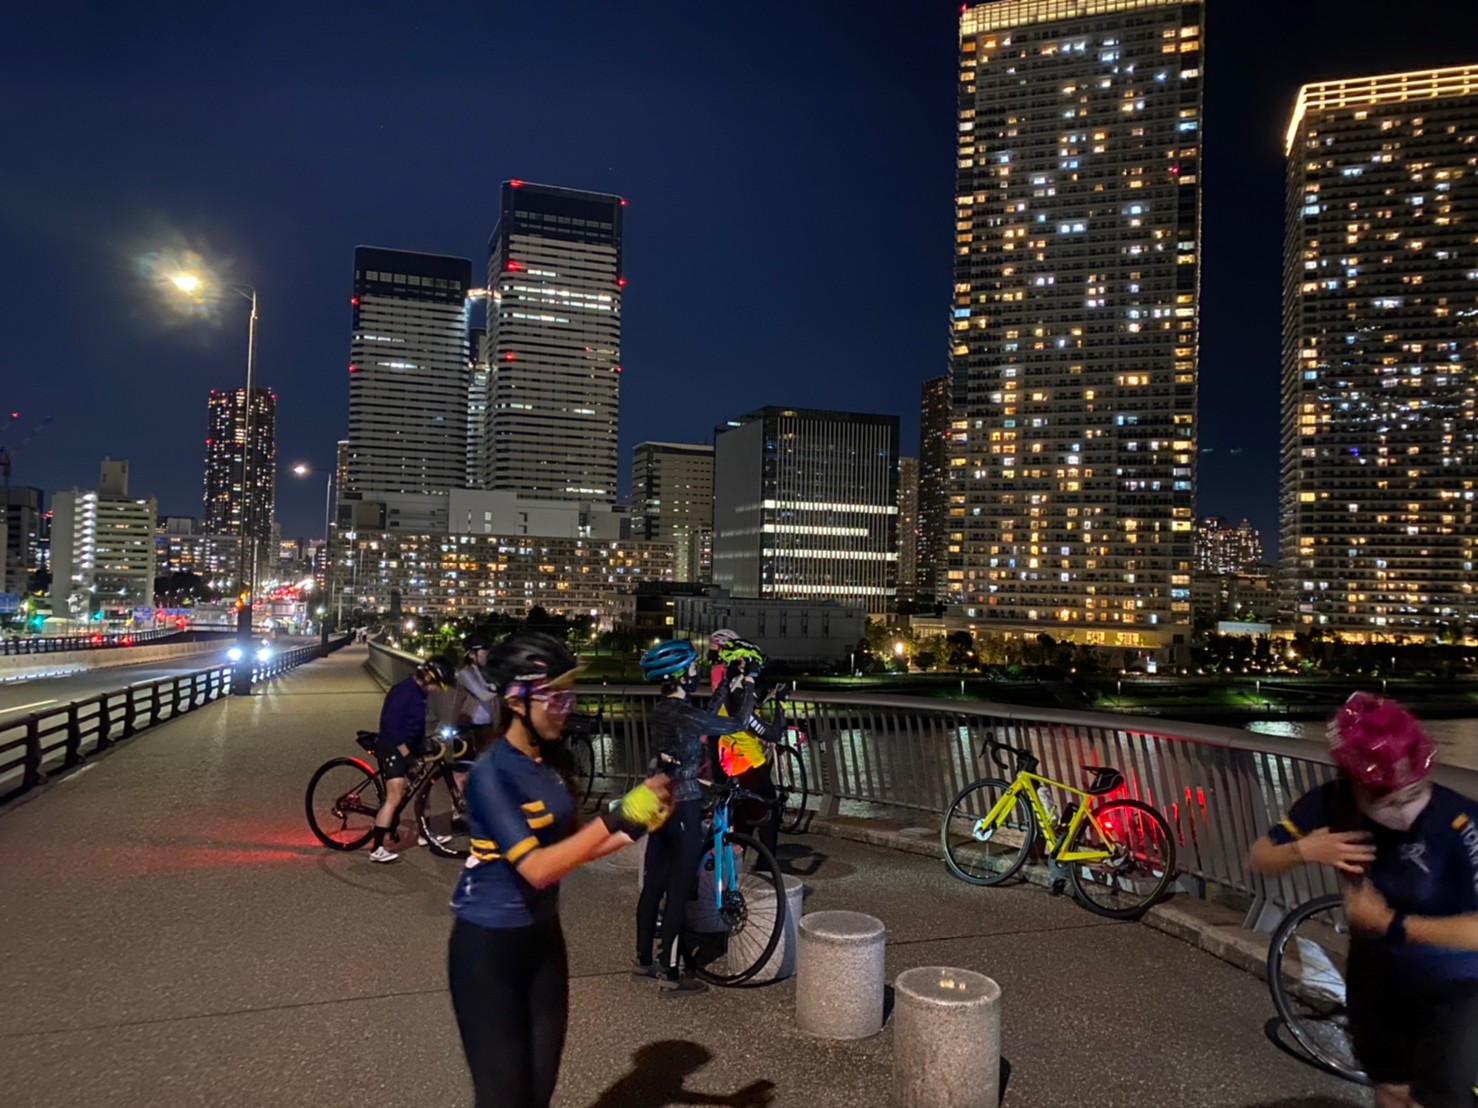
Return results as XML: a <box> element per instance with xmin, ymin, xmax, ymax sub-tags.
<box><xmin>1083</xmin><ymin>766</ymin><xmax>1125</xmax><ymax>795</ymax></box>
<box><xmin>355</xmin><ymin>731</ymin><xmax>377</xmax><ymax>752</ymax></box>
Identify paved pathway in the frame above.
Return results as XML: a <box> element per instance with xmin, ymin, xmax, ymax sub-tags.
<box><xmin>0</xmin><ymin>646</ymin><xmax>1366</xmax><ymax>1108</ymax></box>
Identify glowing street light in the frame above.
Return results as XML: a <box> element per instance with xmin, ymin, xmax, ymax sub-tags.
<box><xmin>170</xmin><ymin>272</ymin><xmax>201</xmax><ymax>294</ymax></box>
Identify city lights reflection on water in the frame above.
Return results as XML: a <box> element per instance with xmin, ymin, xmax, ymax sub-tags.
<box><xmin>1247</xmin><ymin>717</ymin><xmax>1478</xmax><ymax>772</ymax></box>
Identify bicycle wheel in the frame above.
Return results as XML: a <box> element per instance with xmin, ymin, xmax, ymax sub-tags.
<box><xmin>1066</xmin><ymin>798</ymin><xmax>1176</xmax><ymax>919</ymax></box>
<box><xmin>567</xmin><ymin>735</ymin><xmax>596</xmax><ymax>811</ymax></box>
<box><xmin>681</xmin><ymin>830</ymin><xmax>786</xmax><ymax>986</ymax></box>
<box><xmin>1268</xmin><ymin>895</ymin><xmax>1369</xmax><ymax>1085</ymax></box>
<box><xmin>305</xmin><ymin>758</ymin><xmax>384</xmax><ymax>850</ymax></box>
<box><xmin>940</xmin><ymin>777</ymin><xmax>1035</xmax><ymax>886</ymax></box>
<box><xmin>414</xmin><ymin>763</ymin><xmax>471</xmax><ymax>859</ymax></box>
<box><xmin>771</xmin><ymin>744</ymin><xmax>808</xmax><ymax>834</ymax></box>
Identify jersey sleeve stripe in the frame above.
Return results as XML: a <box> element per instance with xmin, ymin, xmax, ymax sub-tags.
<box><xmin>520</xmin><ymin>800</ymin><xmax>547</xmax><ymax>814</ymax></box>
<box><xmin>526</xmin><ymin>813</ymin><xmax>555</xmax><ymax>830</ymax></box>
<box><xmin>1280</xmin><ymin>817</ymin><xmax>1305</xmax><ymax>841</ymax></box>
<box><xmin>505</xmin><ymin>836</ymin><xmax>539</xmax><ymax>864</ymax></box>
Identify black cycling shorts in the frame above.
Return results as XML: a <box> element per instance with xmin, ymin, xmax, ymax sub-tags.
<box><xmin>1347</xmin><ymin>948</ymin><xmax>1478</xmax><ymax>1107</ymax></box>
<box><xmin>375</xmin><ymin>739</ymin><xmax>412</xmax><ymax>781</ymax></box>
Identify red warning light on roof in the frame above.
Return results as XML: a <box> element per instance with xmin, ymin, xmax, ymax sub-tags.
<box><xmin>348</xmin><ymin>363</ymin><xmax>357</xmax><ymax>373</ymax></box>
<box><xmin>509</xmin><ymin>179</ymin><xmax>523</xmax><ymax>188</ymax></box>
<box><xmin>350</xmin><ymin>296</ymin><xmax>359</xmax><ymax>305</ymax></box>
<box><xmin>620</xmin><ymin>198</ymin><xmax>627</xmax><ymax>207</ymax></box>
<box><xmin>506</xmin><ymin>260</ymin><xmax>522</xmax><ymax>271</ymax></box>
<box><xmin>503</xmin><ymin>351</ymin><xmax>516</xmax><ymax>362</ymax></box>
<box><xmin>614</xmin><ymin>365</ymin><xmax>623</xmax><ymax>374</ymax></box>
<box><xmin>616</xmin><ymin>277</ymin><xmax>627</xmax><ymax>288</ymax></box>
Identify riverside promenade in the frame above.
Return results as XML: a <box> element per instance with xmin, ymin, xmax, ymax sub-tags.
<box><xmin>0</xmin><ymin>646</ymin><xmax>1365</xmax><ymax>1108</ymax></box>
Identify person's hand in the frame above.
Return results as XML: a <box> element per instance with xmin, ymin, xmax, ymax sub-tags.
<box><xmin>1293</xmin><ymin>827</ymin><xmax>1376</xmax><ymax>875</ymax></box>
<box><xmin>1344</xmin><ymin>879</ymin><xmax>1396</xmax><ymax>935</ymax></box>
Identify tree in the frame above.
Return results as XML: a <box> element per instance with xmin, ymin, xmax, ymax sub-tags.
<box><xmin>945</xmin><ymin>630</ymin><xmax>976</xmax><ymax>669</ymax></box>
<box><xmin>914</xmin><ymin>651</ymin><xmax>938</xmax><ymax>672</ymax></box>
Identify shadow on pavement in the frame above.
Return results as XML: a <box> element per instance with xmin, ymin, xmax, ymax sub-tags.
<box><xmin>1260</xmin><ymin>1017</ymin><xmax>1367</xmax><ymax>1088</ymax></box>
<box><xmin>773</xmin><ymin>843</ymin><xmax>855</xmax><ymax>881</ymax></box>
<box><xmin>587</xmin><ymin>1041</ymin><xmax>775</xmax><ymax>1107</ymax></box>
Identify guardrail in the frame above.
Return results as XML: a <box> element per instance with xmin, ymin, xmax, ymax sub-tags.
<box><xmin>0</xmin><ymin>628</ymin><xmax>183</xmax><ymax>656</ymax></box>
<box><xmin>364</xmin><ymin>640</ymin><xmax>1478</xmax><ymax>928</ymax></box>
<box><xmin>0</xmin><ymin>636</ymin><xmax>353</xmax><ymax>804</ymax></box>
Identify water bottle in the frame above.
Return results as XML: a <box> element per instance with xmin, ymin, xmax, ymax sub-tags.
<box><xmin>1056</xmin><ymin>802</ymin><xmax>1078</xmax><ymax>837</ymax></box>
<box><xmin>1036</xmin><ymin>785</ymin><xmax>1057</xmax><ymax>824</ymax></box>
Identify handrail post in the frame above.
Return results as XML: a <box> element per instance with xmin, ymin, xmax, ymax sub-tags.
<box><xmin>97</xmin><ymin>695</ymin><xmax>113</xmax><ymax>750</ymax></box>
<box><xmin>815</xmin><ymin>716</ymin><xmax>843</xmax><ymax>819</ymax></box>
<box><xmin>63</xmin><ymin>704</ymin><xmax>83</xmax><ymax>768</ymax></box>
<box><xmin>23</xmin><ymin>717</ymin><xmax>44</xmax><ymax>791</ymax></box>
<box><xmin>152</xmin><ymin>681</ymin><xmax>164</xmax><ymax>725</ymax></box>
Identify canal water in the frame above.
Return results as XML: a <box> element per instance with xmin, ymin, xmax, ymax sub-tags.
<box><xmin>1247</xmin><ymin>717</ymin><xmax>1478</xmax><ymax>772</ymax></box>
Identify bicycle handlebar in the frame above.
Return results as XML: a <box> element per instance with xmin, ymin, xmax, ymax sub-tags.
<box><xmin>986</xmin><ymin>736</ymin><xmax>1038</xmax><ymax>774</ymax></box>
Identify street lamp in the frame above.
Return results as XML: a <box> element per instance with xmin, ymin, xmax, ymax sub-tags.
<box><xmin>166</xmin><ymin>268</ymin><xmax>260</xmax><ymax>632</ymax></box>
<box><xmin>293</xmin><ymin>462</ymin><xmax>336</xmax><ymax>651</ymax></box>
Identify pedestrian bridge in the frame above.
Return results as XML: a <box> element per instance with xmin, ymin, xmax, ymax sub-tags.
<box><xmin>0</xmin><ymin>645</ymin><xmax>1377</xmax><ymax>1107</ymax></box>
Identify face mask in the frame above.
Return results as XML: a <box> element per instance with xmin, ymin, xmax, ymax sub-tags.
<box><xmin>1358</xmin><ymin>782</ymin><xmax>1433</xmax><ymax>832</ymax></box>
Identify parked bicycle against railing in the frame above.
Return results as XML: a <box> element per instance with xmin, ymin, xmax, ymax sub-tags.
<box><xmin>304</xmin><ymin>726</ymin><xmax>474</xmax><ymax>859</ymax></box>
<box><xmin>763</xmin><ymin>684</ymin><xmax>809</xmax><ymax>834</ymax></box>
<box><xmin>940</xmin><ymin>735</ymin><xmax>1177</xmax><ymax>919</ymax></box>
<box><xmin>563</xmin><ymin>706</ymin><xmax>605</xmax><ymax>812</ymax></box>
<box><xmin>680</xmin><ymin>776</ymin><xmax>788</xmax><ymax>986</ymax></box>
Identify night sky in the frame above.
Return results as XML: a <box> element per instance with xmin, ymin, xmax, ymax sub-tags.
<box><xmin>4</xmin><ymin>1</ymin><xmax>1476</xmax><ymax>547</ymax></box>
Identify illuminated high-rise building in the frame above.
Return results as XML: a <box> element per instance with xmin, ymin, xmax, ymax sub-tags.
<box><xmin>631</xmin><ymin>442</ymin><xmax>714</xmax><ymax>583</ymax></box>
<box><xmin>480</xmin><ymin>181</ymin><xmax>623</xmax><ymax>501</ymax></box>
<box><xmin>897</xmin><ymin>456</ymin><xmax>920</xmax><ymax>603</ymax></box>
<box><xmin>203</xmin><ymin>386</ymin><xmax>276</xmax><ymax>583</ymax></box>
<box><xmin>713</xmin><ymin>407</ymin><xmax>899</xmax><ymax>615</ymax></box>
<box><xmin>951</xmin><ymin>0</ymin><xmax>1203</xmax><ymax>655</ymax></box>
<box><xmin>1280</xmin><ymin>66</ymin><xmax>1478</xmax><ymax>641</ymax></box>
<box><xmin>917</xmin><ymin>374</ymin><xmax>952</xmax><ymax>599</ymax></box>
<box><xmin>343</xmin><ymin>247</ymin><xmax>472</xmax><ymax>531</ymax></box>
<box><xmin>1195</xmin><ymin>515</ymin><xmax>1262</xmax><ymax>575</ymax></box>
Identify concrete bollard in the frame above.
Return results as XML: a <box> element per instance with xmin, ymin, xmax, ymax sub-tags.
<box><xmin>892</xmin><ymin>966</ymin><xmax>1002</xmax><ymax>1108</ymax></box>
<box><xmin>748</xmin><ymin>875</ymin><xmax>806</xmax><ymax>984</ymax></box>
<box><xmin>796</xmin><ymin>910</ymin><xmax>886</xmax><ymax>1039</ymax></box>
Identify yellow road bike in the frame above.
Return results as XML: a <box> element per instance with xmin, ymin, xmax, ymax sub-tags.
<box><xmin>941</xmin><ymin>737</ymin><xmax>1177</xmax><ymax>920</ymax></box>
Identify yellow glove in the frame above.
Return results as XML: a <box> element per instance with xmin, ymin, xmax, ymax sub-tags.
<box><xmin>600</xmin><ymin>783</ymin><xmax>670</xmax><ymax>839</ymax></box>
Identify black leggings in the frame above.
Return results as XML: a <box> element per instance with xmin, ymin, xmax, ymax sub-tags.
<box><xmin>447</xmin><ymin>916</ymin><xmax>569</xmax><ymax>1108</ymax></box>
<box><xmin>637</xmin><ymin>798</ymin><xmax>705</xmax><ymax>974</ymax></box>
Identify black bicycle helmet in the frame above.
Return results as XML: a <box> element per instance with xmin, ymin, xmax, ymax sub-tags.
<box><xmin>416</xmin><ymin>658</ymin><xmax>453</xmax><ymax>688</ymax></box>
<box><xmin>486</xmin><ymin>632</ymin><xmax>585</xmax><ymax>693</ymax></box>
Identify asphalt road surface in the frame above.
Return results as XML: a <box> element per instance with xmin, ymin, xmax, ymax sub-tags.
<box><xmin>0</xmin><ymin>637</ymin><xmax>318</xmax><ymax>716</ymax></box>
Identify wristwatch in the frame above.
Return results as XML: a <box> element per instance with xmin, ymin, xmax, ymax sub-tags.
<box><xmin>1386</xmin><ymin>911</ymin><xmax>1408</xmax><ymax>944</ymax></box>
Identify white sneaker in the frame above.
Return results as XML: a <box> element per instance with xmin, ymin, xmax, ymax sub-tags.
<box><xmin>417</xmin><ymin>833</ymin><xmax>453</xmax><ymax>847</ymax></box>
<box><xmin>369</xmin><ymin>846</ymin><xmax>400</xmax><ymax>863</ymax></box>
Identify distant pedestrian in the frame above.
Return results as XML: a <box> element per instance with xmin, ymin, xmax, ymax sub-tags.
<box><xmin>455</xmin><ymin>638</ymin><xmax>499</xmax><ymax>753</ymax></box>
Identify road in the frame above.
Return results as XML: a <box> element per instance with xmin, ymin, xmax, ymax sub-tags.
<box><xmin>0</xmin><ymin>637</ymin><xmax>318</xmax><ymax>716</ymax></box>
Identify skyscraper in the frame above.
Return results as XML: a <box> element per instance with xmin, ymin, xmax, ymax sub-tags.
<box><xmin>917</xmin><ymin>374</ymin><xmax>952</xmax><ymax>600</ymax></box>
<box><xmin>631</xmin><ymin>442</ymin><xmax>714</xmax><ymax>583</ymax></box>
<box><xmin>1195</xmin><ymin>516</ymin><xmax>1263</xmax><ymax>575</ymax></box>
<box><xmin>203</xmin><ymin>386</ymin><xmax>276</xmax><ymax>582</ymax></box>
<box><xmin>712</xmin><ymin>407</ymin><xmax>899</xmax><ymax>615</ymax></box>
<box><xmin>951</xmin><ymin>0</ymin><xmax>1203</xmax><ymax>655</ymax></box>
<box><xmin>481</xmin><ymin>181</ymin><xmax>623</xmax><ymax>501</ymax></box>
<box><xmin>51</xmin><ymin>459</ymin><xmax>156</xmax><ymax>620</ymax></box>
<box><xmin>0</xmin><ymin>486</ymin><xmax>42</xmax><ymax>596</ymax></box>
<box><xmin>1281</xmin><ymin>66</ymin><xmax>1478</xmax><ymax>641</ymax></box>
<box><xmin>897</xmin><ymin>456</ymin><xmax>920</xmax><ymax>604</ymax></box>
<box><xmin>343</xmin><ymin>247</ymin><xmax>472</xmax><ymax>531</ymax></box>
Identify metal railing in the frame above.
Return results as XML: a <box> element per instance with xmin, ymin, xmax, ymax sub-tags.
<box><xmin>0</xmin><ymin>627</ymin><xmax>183</xmax><ymax>656</ymax></box>
<box><xmin>0</xmin><ymin>636</ymin><xmax>352</xmax><ymax>804</ymax></box>
<box><xmin>362</xmin><ymin>641</ymin><xmax>1478</xmax><ymax>928</ymax></box>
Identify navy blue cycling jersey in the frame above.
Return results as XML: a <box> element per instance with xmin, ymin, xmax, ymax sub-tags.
<box><xmin>450</xmin><ymin>740</ymin><xmax>578</xmax><ymax>929</ymax></box>
<box><xmin>1269</xmin><ymin>780</ymin><xmax>1478</xmax><ymax>981</ymax></box>
<box><xmin>378</xmin><ymin>677</ymin><xmax>428</xmax><ymax>748</ymax></box>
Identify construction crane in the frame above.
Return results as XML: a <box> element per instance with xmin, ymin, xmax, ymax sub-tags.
<box><xmin>0</xmin><ymin>414</ymin><xmax>53</xmax><ymax>487</ymax></box>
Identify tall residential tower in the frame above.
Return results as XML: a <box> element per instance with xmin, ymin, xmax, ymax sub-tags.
<box><xmin>951</xmin><ymin>0</ymin><xmax>1203</xmax><ymax>655</ymax></box>
<box><xmin>917</xmin><ymin>374</ymin><xmax>952</xmax><ymax>599</ymax></box>
<box><xmin>481</xmin><ymin>181</ymin><xmax>623</xmax><ymax>501</ymax></box>
<box><xmin>1280</xmin><ymin>66</ymin><xmax>1478</xmax><ymax>641</ymax></box>
<box><xmin>631</xmin><ymin>442</ymin><xmax>714</xmax><ymax>583</ymax></box>
<box><xmin>203</xmin><ymin>386</ymin><xmax>276</xmax><ymax>579</ymax></box>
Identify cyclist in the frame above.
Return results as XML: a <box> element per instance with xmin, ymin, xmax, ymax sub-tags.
<box><xmin>369</xmin><ymin>658</ymin><xmax>453</xmax><ymax>863</ymax></box>
<box><xmin>714</xmin><ymin>637</ymin><xmax>781</xmax><ymax>856</ymax></box>
<box><xmin>1248</xmin><ymin>692</ymin><xmax>1478</xmax><ymax>1108</ymax></box>
<box><xmin>448</xmin><ymin>633</ymin><xmax>674</xmax><ymax>1108</ymax></box>
<box><xmin>455</xmin><ymin>637</ymin><xmax>499</xmax><ymax>752</ymax></box>
<box><xmin>707</xmin><ymin>627</ymin><xmax>741</xmax><ymax>693</ymax></box>
<box><xmin>633</xmin><ymin>639</ymin><xmax>762</xmax><ymax>996</ymax></box>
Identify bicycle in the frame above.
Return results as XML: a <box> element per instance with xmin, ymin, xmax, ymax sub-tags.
<box><xmin>679</xmin><ymin>778</ymin><xmax>789</xmax><ymax>986</ymax></box>
<box><xmin>564</xmin><ymin>707</ymin><xmax>605</xmax><ymax>812</ymax></box>
<box><xmin>305</xmin><ymin>727</ymin><xmax>474</xmax><ymax>859</ymax></box>
<box><xmin>940</xmin><ymin>736</ymin><xmax>1177</xmax><ymax>920</ymax></box>
<box><xmin>764</xmin><ymin>685</ymin><xmax>809</xmax><ymax>835</ymax></box>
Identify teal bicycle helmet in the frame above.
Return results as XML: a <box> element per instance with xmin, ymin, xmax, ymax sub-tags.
<box><xmin>641</xmin><ymin>640</ymin><xmax>697</xmax><ymax>681</ymax></box>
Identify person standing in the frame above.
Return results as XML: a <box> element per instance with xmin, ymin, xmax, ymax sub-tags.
<box><xmin>455</xmin><ymin>637</ymin><xmax>499</xmax><ymax>753</ymax></box>
<box><xmin>447</xmin><ymin>633</ymin><xmax>673</xmax><ymax>1108</ymax></box>
<box><xmin>1248</xmin><ymin>692</ymin><xmax>1478</xmax><ymax>1108</ymax></box>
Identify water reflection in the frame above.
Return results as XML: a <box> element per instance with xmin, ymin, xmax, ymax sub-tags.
<box><xmin>1247</xmin><ymin>717</ymin><xmax>1478</xmax><ymax>771</ymax></box>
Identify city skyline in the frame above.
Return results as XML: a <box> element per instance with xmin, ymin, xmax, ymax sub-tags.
<box><xmin>5</xmin><ymin>2</ymin><xmax>1478</xmax><ymax>545</ymax></box>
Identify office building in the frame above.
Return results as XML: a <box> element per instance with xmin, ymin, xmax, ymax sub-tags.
<box><xmin>897</xmin><ymin>457</ymin><xmax>920</xmax><ymax>603</ymax></box>
<box><xmin>446</xmin><ymin>488</ymin><xmax>625</xmax><ymax>540</ymax></box>
<box><xmin>950</xmin><ymin>0</ymin><xmax>1203</xmax><ymax>655</ymax></box>
<box><xmin>918</xmin><ymin>374</ymin><xmax>952</xmax><ymax>600</ymax></box>
<box><xmin>203</xmin><ymin>386</ymin><xmax>277</xmax><ymax>585</ymax></box>
<box><xmin>713</xmin><ymin>407</ymin><xmax>899</xmax><ymax>615</ymax></box>
<box><xmin>1280</xmin><ymin>65</ymin><xmax>1478</xmax><ymax>641</ymax></box>
<box><xmin>51</xmin><ymin>459</ymin><xmax>156</xmax><ymax>620</ymax></box>
<box><xmin>631</xmin><ymin>442</ymin><xmax>715</xmax><ymax>583</ymax></box>
<box><xmin>0</xmin><ymin>486</ymin><xmax>42</xmax><ymax>596</ymax></box>
<box><xmin>1195</xmin><ymin>516</ymin><xmax>1263</xmax><ymax>575</ymax></box>
<box><xmin>342</xmin><ymin>246</ymin><xmax>473</xmax><ymax>531</ymax></box>
<box><xmin>334</xmin><ymin>529</ymin><xmax>672</xmax><ymax>629</ymax></box>
<box><xmin>480</xmin><ymin>181</ymin><xmax>622</xmax><ymax>501</ymax></box>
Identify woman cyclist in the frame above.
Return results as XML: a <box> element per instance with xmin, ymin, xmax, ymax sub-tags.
<box><xmin>454</xmin><ymin>637</ymin><xmax>499</xmax><ymax>753</ymax></box>
<box><xmin>369</xmin><ymin>658</ymin><xmax>452</xmax><ymax>863</ymax></box>
<box><xmin>447</xmin><ymin>633</ymin><xmax>674</xmax><ymax>1108</ymax></box>
<box><xmin>1248</xmin><ymin>692</ymin><xmax>1478</xmax><ymax>1108</ymax></box>
<box><xmin>713</xmin><ymin>637</ymin><xmax>781</xmax><ymax>856</ymax></box>
<box><xmin>633</xmin><ymin>640</ymin><xmax>761</xmax><ymax>996</ymax></box>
